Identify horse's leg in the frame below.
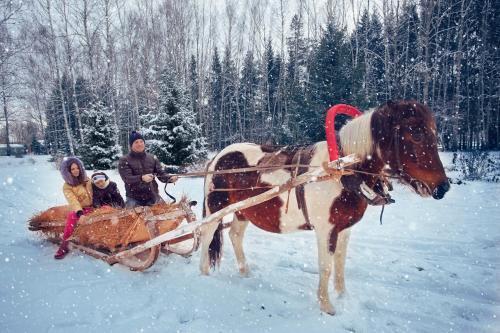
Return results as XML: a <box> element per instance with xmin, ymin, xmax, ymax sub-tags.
<box><xmin>198</xmin><ymin>221</ymin><xmax>221</xmax><ymax>275</ymax></box>
<box><xmin>315</xmin><ymin>226</ymin><xmax>336</xmax><ymax>315</ymax></box>
<box><xmin>228</xmin><ymin>215</ymin><xmax>250</xmax><ymax>276</ymax></box>
<box><xmin>334</xmin><ymin>228</ymin><xmax>351</xmax><ymax>295</ymax></box>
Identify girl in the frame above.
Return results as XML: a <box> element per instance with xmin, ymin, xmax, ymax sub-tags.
<box><xmin>54</xmin><ymin>157</ymin><xmax>93</xmax><ymax>259</ymax></box>
<box><xmin>91</xmin><ymin>172</ymin><xmax>125</xmax><ymax>208</ymax></box>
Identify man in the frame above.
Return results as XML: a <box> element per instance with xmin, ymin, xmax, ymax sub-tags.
<box><xmin>118</xmin><ymin>131</ymin><xmax>178</xmax><ymax>207</ymax></box>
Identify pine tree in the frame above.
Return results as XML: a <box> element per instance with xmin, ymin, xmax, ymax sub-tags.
<box><xmin>286</xmin><ymin>14</ymin><xmax>308</xmax><ymax>143</ymax></box>
<box><xmin>368</xmin><ymin>11</ymin><xmax>385</xmax><ymax>104</ymax></box>
<box><xmin>238</xmin><ymin>51</ymin><xmax>258</xmax><ymax>141</ymax></box>
<box><xmin>189</xmin><ymin>55</ymin><xmax>199</xmax><ymax>121</ymax></box>
<box><xmin>79</xmin><ymin>100</ymin><xmax>121</xmax><ymax>169</ymax></box>
<box><xmin>142</xmin><ymin>69</ymin><xmax>207</xmax><ymax>165</ymax></box>
<box><xmin>44</xmin><ymin>76</ymin><xmax>92</xmax><ymax>155</ymax></box>
<box><xmin>397</xmin><ymin>3</ymin><xmax>420</xmax><ymax>99</ymax></box>
<box><xmin>208</xmin><ymin>48</ymin><xmax>223</xmax><ymax>149</ymax></box>
<box><xmin>305</xmin><ymin>21</ymin><xmax>353</xmax><ymax>142</ymax></box>
<box><xmin>30</xmin><ymin>137</ymin><xmax>44</xmax><ymax>155</ymax></box>
<box><xmin>351</xmin><ymin>9</ymin><xmax>370</xmax><ymax>108</ymax></box>
<box><xmin>262</xmin><ymin>39</ymin><xmax>284</xmax><ymax>144</ymax></box>
<box><xmin>221</xmin><ymin>46</ymin><xmax>239</xmax><ymax>144</ymax></box>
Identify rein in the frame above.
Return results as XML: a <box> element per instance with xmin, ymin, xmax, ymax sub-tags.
<box><xmin>168</xmin><ymin>164</ymin><xmax>323</xmax><ymax>178</ymax></box>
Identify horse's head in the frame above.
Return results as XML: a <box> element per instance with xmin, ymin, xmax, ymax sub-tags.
<box><xmin>372</xmin><ymin>100</ymin><xmax>450</xmax><ymax>199</ymax></box>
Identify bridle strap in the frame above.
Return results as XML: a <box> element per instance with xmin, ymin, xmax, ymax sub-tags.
<box><xmin>393</xmin><ymin>125</ymin><xmax>403</xmax><ymax>174</ymax></box>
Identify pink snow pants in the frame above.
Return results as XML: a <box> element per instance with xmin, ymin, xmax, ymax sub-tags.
<box><xmin>62</xmin><ymin>207</ymin><xmax>93</xmax><ymax>241</ymax></box>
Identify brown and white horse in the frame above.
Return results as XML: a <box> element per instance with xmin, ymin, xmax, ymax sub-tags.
<box><xmin>200</xmin><ymin>100</ymin><xmax>450</xmax><ymax>315</ymax></box>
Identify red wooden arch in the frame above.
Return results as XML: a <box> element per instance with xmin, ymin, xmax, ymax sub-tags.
<box><xmin>325</xmin><ymin>104</ymin><xmax>362</xmax><ymax>161</ymax></box>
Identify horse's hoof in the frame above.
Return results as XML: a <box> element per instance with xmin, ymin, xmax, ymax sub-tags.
<box><xmin>239</xmin><ymin>264</ymin><xmax>250</xmax><ymax>277</ymax></box>
<box><xmin>320</xmin><ymin>303</ymin><xmax>336</xmax><ymax>315</ymax></box>
<box><xmin>335</xmin><ymin>288</ymin><xmax>346</xmax><ymax>297</ymax></box>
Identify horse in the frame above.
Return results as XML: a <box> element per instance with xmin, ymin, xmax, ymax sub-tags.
<box><xmin>199</xmin><ymin>100</ymin><xmax>450</xmax><ymax>315</ymax></box>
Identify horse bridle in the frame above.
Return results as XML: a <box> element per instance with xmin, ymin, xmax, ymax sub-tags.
<box><xmin>389</xmin><ymin>124</ymin><xmax>433</xmax><ymax>196</ymax></box>
<box><xmin>393</xmin><ymin>125</ymin><xmax>404</xmax><ymax>175</ymax></box>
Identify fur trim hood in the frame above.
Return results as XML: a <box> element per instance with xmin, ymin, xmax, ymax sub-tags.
<box><xmin>60</xmin><ymin>157</ymin><xmax>87</xmax><ymax>186</ymax></box>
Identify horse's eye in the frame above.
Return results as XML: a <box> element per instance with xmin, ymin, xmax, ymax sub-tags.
<box><xmin>411</xmin><ymin>131</ymin><xmax>424</xmax><ymax>143</ymax></box>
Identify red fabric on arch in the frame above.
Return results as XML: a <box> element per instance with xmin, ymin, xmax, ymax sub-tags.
<box><xmin>324</xmin><ymin>104</ymin><xmax>362</xmax><ymax>161</ymax></box>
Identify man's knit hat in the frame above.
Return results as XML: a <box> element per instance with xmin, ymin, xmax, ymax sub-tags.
<box><xmin>129</xmin><ymin>131</ymin><xmax>144</xmax><ymax>146</ymax></box>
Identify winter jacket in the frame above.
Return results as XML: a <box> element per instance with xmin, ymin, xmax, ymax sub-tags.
<box><xmin>118</xmin><ymin>151</ymin><xmax>173</xmax><ymax>202</ymax></box>
<box><xmin>92</xmin><ymin>181</ymin><xmax>125</xmax><ymax>208</ymax></box>
<box><xmin>60</xmin><ymin>157</ymin><xmax>93</xmax><ymax>211</ymax></box>
<box><xmin>62</xmin><ymin>181</ymin><xmax>93</xmax><ymax>211</ymax></box>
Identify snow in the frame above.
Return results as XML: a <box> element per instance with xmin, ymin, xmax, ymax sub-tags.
<box><xmin>0</xmin><ymin>154</ymin><xmax>499</xmax><ymax>333</ymax></box>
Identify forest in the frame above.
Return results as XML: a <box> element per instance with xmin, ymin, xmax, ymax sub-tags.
<box><xmin>1</xmin><ymin>0</ymin><xmax>498</xmax><ymax>167</ymax></box>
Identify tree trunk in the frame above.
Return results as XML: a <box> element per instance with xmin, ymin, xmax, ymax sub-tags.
<box><xmin>46</xmin><ymin>0</ymin><xmax>74</xmax><ymax>155</ymax></box>
<box><xmin>2</xmin><ymin>75</ymin><xmax>11</xmax><ymax>156</ymax></box>
<box><xmin>61</xmin><ymin>0</ymin><xmax>84</xmax><ymax>143</ymax></box>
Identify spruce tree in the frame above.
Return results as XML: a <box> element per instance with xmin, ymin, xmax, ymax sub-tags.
<box><xmin>262</xmin><ymin>39</ymin><xmax>284</xmax><ymax>144</ymax></box>
<box><xmin>352</xmin><ymin>9</ymin><xmax>370</xmax><ymax>108</ymax></box>
<box><xmin>368</xmin><ymin>11</ymin><xmax>385</xmax><ymax>104</ymax></box>
<box><xmin>142</xmin><ymin>70</ymin><xmax>207</xmax><ymax>165</ymax></box>
<box><xmin>222</xmin><ymin>47</ymin><xmax>239</xmax><ymax>144</ymax></box>
<box><xmin>31</xmin><ymin>137</ymin><xmax>44</xmax><ymax>155</ymax></box>
<box><xmin>286</xmin><ymin>14</ymin><xmax>308</xmax><ymax>143</ymax></box>
<box><xmin>209</xmin><ymin>48</ymin><xmax>223</xmax><ymax>149</ymax></box>
<box><xmin>239</xmin><ymin>51</ymin><xmax>259</xmax><ymax>141</ymax></box>
<box><xmin>397</xmin><ymin>3</ymin><xmax>420</xmax><ymax>99</ymax></box>
<box><xmin>189</xmin><ymin>55</ymin><xmax>199</xmax><ymax>121</ymax></box>
<box><xmin>306</xmin><ymin>22</ymin><xmax>353</xmax><ymax>142</ymax></box>
<box><xmin>79</xmin><ymin>100</ymin><xmax>121</xmax><ymax>169</ymax></box>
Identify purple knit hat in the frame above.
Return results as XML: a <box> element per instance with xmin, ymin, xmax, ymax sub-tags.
<box><xmin>129</xmin><ymin>131</ymin><xmax>144</xmax><ymax>146</ymax></box>
<box><xmin>60</xmin><ymin>157</ymin><xmax>87</xmax><ymax>186</ymax></box>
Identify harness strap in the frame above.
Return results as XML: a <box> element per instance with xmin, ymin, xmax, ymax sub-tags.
<box><xmin>285</xmin><ymin>152</ymin><xmax>301</xmax><ymax>214</ymax></box>
<box><xmin>394</xmin><ymin>125</ymin><xmax>403</xmax><ymax>173</ymax></box>
<box><xmin>291</xmin><ymin>146</ymin><xmax>316</xmax><ymax>229</ymax></box>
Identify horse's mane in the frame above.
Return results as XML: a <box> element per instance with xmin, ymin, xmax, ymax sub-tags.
<box><xmin>338</xmin><ymin>109</ymin><xmax>375</xmax><ymax>161</ymax></box>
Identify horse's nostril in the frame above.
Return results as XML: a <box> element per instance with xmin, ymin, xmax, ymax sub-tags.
<box><xmin>442</xmin><ymin>181</ymin><xmax>450</xmax><ymax>192</ymax></box>
<box><xmin>432</xmin><ymin>181</ymin><xmax>450</xmax><ymax>199</ymax></box>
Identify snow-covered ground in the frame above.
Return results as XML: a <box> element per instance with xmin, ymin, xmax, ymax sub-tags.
<box><xmin>0</xmin><ymin>154</ymin><xmax>498</xmax><ymax>333</ymax></box>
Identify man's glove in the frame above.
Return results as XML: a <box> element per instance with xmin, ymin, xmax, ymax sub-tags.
<box><xmin>76</xmin><ymin>210</ymin><xmax>84</xmax><ymax>218</ymax></box>
<box><xmin>169</xmin><ymin>175</ymin><xmax>179</xmax><ymax>183</ymax></box>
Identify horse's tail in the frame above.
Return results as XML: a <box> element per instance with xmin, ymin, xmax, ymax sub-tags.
<box><xmin>208</xmin><ymin>222</ymin><xmax>224</xmax><ymax>268</ymax></box>
<box><xmin>202</xmin><ymin>154</ymin><xmax>224</xmax><ymax>268</ymax></box>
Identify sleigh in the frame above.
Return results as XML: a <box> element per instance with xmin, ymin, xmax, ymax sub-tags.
<box><xmin>29</xmin><ymin>198</ymin><xmax>199</xmax><ymax>271</ymax></box>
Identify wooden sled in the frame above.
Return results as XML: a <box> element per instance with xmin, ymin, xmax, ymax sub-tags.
<box><xmin>29</xmin><ymin>198</ymin><xmax>198</xmax><ymax>271</ymax></box>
